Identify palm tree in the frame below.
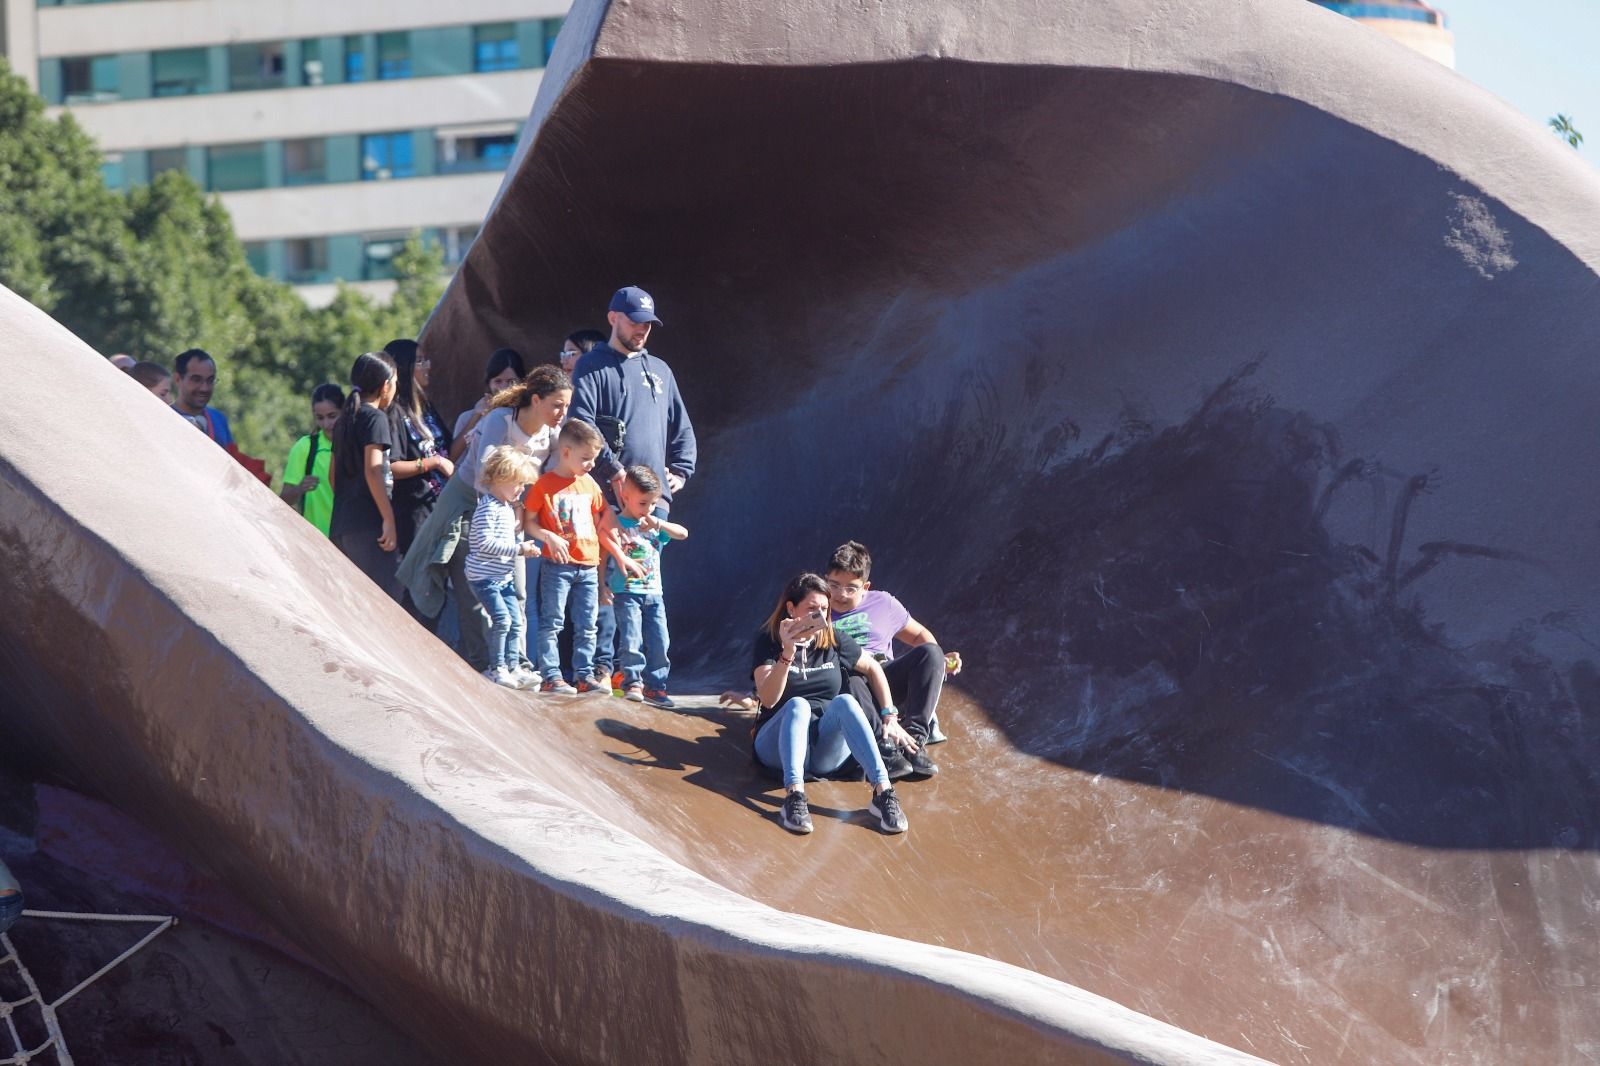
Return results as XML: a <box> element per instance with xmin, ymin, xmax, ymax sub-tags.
<box><xmin>1549</xmin><ymin>114</ymin><xmax>1584</xmax><ymax>150</ymax></box>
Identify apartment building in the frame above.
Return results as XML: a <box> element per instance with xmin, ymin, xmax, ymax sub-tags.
<box><xmin>1</xmin><ymin>0</ymin><xmax>570</xmax><ymax>303</ymax></box>
<box><xmin>1311</xmin><ymin>1</ymin><xmax>1455</xmax><ymax>67</ymax></box>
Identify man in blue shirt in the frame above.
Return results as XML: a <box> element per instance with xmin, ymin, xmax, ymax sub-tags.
<box><xmin>569</xmin><ymin>287</ymin><xmax>697</xmax><ymax>514</ymax></box>
<box><xmin>171</xmin><ymin>348</ymin><xmax>235</xmax><ymax>446</ymax></box>
<box><xmin>569</xmin><ymin>287</ymin><xmax>697</xmax><ymax>693</ymax></box>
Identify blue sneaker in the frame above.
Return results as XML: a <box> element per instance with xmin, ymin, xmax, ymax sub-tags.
<box><xmin>643</xmin><ymin>689</ymin><xmax>677</xmax><ymax>710</ymax></box>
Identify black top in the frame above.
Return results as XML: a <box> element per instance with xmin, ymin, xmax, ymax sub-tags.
<box><xmin>390</xmin><ymin>405</ymin><xmax>448</xmax><ymax>518</ymax></box>
<box><xmin>749</xmin><ymin>626</ymin><xmax>864</xmax><ymax>731</ymax></box>
<box><xmin>330</xmin><ymin>404</ymin><xmax>392</xmax><ymax>537</ymax></box>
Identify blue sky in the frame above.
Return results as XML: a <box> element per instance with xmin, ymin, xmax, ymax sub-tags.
<box><xmin>1442</xmin><ymin>0</ymin><xmax>1598</xmax><ymax>154</ymax></box>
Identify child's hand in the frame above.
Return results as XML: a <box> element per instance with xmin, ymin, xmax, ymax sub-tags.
<box><xmin>542</xmin><ymin>531</ymin><xmax>571</xmax><ymax>564</ymax></box>
<box><xmin>622</xmin><ymin>558</ymin><xmax>646</xmax><ymax>580</ymax></box>
<box><xmin>377</xmin><ymin>519</ymin><xmax>397</xmax><ymax>553</ymax></box>
<box><xmin>298</xmin><ymin>475</ymin><xmax>319</xmax><ymax>492</ymax></box>
<box><xmin>638</xmin><ymin>514</ymin><xmax>659</xmax><ymax>533</ymax></box>
<box><xmin>944</xmin><ymin>651</ymin><xmax>963</xmax><ymax>676</ymax></box>
<box><xmin>598</xmin><ymin>587</ymin><xmax>613</xmax><ymax>607</ymax></box>
<box><xmin>518</xmin><ymin>542</ymin><xmax>539</xmax><ymax>558</ymax></box>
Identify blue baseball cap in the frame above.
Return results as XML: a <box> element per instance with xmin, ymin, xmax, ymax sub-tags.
<box><xmin>609</xmin><ymin>286</ymin><xmax>662</xmax><ymax>326</ymax></box>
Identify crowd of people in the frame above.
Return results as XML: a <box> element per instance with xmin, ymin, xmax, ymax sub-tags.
<box><xmin>112</xmin><ymin>285</ymin><xmax>963</xmax><ymax>837</ymax></box>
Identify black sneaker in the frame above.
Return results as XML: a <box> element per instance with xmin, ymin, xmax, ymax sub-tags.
<box><xmin>905</xmin><ymin>743</ymin><xmax>939</xmax><ymax>779</ymax></box>
<box><xmin>869</xmin><ymin>787</ymin><xmax>908</xmax><ymax>834</ymax></box>
<box><xmin>780</xmin><ymin>791</ymin><xmax>813</xmax><ymax>834</ymax></box>
<box><xmin>879</xmin><ymin>742</ymin><xmax>914</xmax><ymax>781</ymax></box>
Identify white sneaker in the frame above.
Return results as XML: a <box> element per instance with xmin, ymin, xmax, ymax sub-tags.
<box><xmin>485</xmin><ymin>666</ymin><xmax>519</xmax><ymax>689</ymax></box>
<box><xmin>510</xmin><ymin>665</ymin><xmax>541</xmax><ymax>690</ymax></box>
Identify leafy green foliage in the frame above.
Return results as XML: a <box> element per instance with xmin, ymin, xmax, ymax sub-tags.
<box><xmin>0</xmin><ymin>59</ymin><xmax>448</xmax><ymax>484</ymax></box>
<box><xmin>1549</xmin><ymin>114</ymin><xmax>1584</xmax><ymax>150</ymax></box>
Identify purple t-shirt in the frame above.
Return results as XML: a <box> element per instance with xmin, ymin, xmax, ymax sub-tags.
<box><xmin>831</xmin><ymin>590</ymin><xmax>909</xmax><ymax>660</ymax></box>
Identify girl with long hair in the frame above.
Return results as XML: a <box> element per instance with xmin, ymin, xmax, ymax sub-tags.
<box><xmin>279</xmin><ymin>383</ymin><xmax>345</xmax><ymax>536</ymax></box>
<box><xmin>329</xmin><ymin>352</ymin><xmax>401</xmax><ymax>597</ymax></box>
<box><xmin>383</xmin><ymin>338</ymin><xmax>455</xmax><ymax>558</ymax></box>
<box><xmin>748</xmin><ymin>573</ymin><xmax>915</xmax><ymax>836</ymax></box>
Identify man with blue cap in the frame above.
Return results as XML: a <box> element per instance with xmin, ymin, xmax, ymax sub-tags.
<box><xmin>570</xmin><ymin>286</ymin><xmax>697</xmax><ymax>509</ymax></box>
<box><xmin>569</xmin><ymin>286</ymin><xmax>698</xmax><ymax>707</ymax></box>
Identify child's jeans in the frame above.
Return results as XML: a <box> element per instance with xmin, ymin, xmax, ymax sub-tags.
<box><xmin>613</xmin><ymin>591</ymin><xmax>670</xmax><ymax>691</ymax></box>
<box><xmin>469</xmin><ymin>576</ymin><xmax>522</xmax><ymax>671</ymax></box>
<box><xmin>593</xmin><ymin>600</ymin><xmax>617</xmax><ymax>681</ymax></box>
<box><xmin>537</xmin><ymin>563</ymin><xmax>598</xmax><ymax>682</ymax></box>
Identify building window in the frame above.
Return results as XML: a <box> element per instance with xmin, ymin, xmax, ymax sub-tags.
<box><xmin>361</xmin><ymin>233</ymin><xmax>409</xmax><ymax>281</ymax></box>
<box><xmin>152</xmin><ymin>48</ymin><xmax>211</xmax><ymax>97</ymax></box>
<box><xmin>284</xmin><ymin>138</ymin><xmax>327</xmax><ymax>185</ymax></box>
<box><xmin>228</xmin><ymin>42</ymin><xmax>286</xmax><ymax>91</ymax></box>
<box><xmin>377</xmin><ymin>32</ymin><xmax>412</xmax><ymax>80</ymax></box>
<box><xmin>360</xmin><ymin>133</ymin><xmax>414</xmax><ymax>181</ymax></box>
<box><xmin>207</xmin><ymin>142</ymin><xmax>268</xmax><ymax>192</ymax></box>
<box><xmin>344</xmin><ymin>36</ymin><xmax>366</xmax><ymax>83</ymax></box>
<box><xmin>473</xmin><ymin>24</ymin><xmax>519</xmax><ymax>72</ymax></box>
<box><xmin>243</xmin><ymin>241</ymin><xmax>271</xmax><ymax>277</ymax></box>
<box><xmin>438</xmin><ymin>128</ymin><xmax>516</xmax><ymax>174</ymax></box>
<box><xmin>285</xmin><ymin>238</ymin><xmax>330</xmax><ymax>283</ymax></box>
<box><xmin>543</xmin><ymin>18</ymin><xmax>564</xmax><ymax>63</ymax></box>
<box><xmin>301</xmin><ymin>40</ymin><xmax>325</xmax><ymax>86</ymax></box>
<box><xmin>100</xmin><ymin>152</ymin><xmax>126</xmax><ymax>190</ymax></box>
<box><xmin>149</xmin><ymin>147</ymin><xmax>187</xmax><ymax>180</ymax></box>
<box><xmin>61</xmin><ymin>55</ymin><xmax>120</xmax><ymax>103</ymax></box>
<box><xmin>443</xmin><ymin>226</ymin><xmax>479</xmax><ymax>267</ymax></box>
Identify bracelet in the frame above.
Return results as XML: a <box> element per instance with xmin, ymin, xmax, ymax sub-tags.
<box><xmin>879</xmin><ymin>705</ymin><xmax>899</xmax><ymax>719</ymax></box>
<box><xmin>778</xmin><ymin>654</ymin><xmax>794</xmax><ymax>664</ymax></box>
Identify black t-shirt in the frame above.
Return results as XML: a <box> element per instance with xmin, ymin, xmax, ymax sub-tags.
<box><xmin>749</xmin><ymin>626</ymin><xmax>864</xmax><ymax>731</ymax></box>
<box><xmin>390</xmin><ymin>406</ymin><xmax>447</xmax><ymax>518</ymax></box>
<box><xmin>330</xmin><ymin>404</ymin><xmax>392</xmax><ymax>538</ymax></box>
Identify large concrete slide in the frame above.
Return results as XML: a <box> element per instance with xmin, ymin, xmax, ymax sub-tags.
<box><xmin>3</xmin><ymin>0</ymin><xmax>1599</xmax><ymax>1062</ymax></box>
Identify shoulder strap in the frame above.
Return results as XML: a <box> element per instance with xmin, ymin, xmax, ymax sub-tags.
<box><xmin>203</xmin><ymin>408</ymin><xmax>219</xmax><ymax>441</ymax></box>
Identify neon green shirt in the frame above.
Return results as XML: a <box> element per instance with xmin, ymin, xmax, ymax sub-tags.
<box><xmin>283</xmin><ymin>432</ymin><xmax>335</xmax><ymax>536</ymax></box>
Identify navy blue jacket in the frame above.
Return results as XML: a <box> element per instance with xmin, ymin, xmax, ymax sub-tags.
<box><xmin>570</xmin><ymin>344</ymin><xmax>697</xmax><ymax>504</ymax></box>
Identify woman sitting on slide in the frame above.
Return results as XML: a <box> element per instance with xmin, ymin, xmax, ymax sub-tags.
<box><xmin>750</xmin><ymin>573</ymin><xmax>918</xmax><ymax>836</ymax></box>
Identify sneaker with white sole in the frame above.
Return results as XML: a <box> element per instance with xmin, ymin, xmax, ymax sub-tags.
<box><xmin>927</xmin><ymin>713</ymin><xmax>948</xmax><ymax>744</ymax></box>
<box><xmin>540</xmin><ymin>679</ymin><xmax>579</xmax><ymax>695</ymax></box>
<box><xmin>510</xmin><ymin>665</ymin><xmax>541</xmax><ymax>690</ymax></box>
<box><xmin>485</xmin><ymin>666</ymin><xmax>519</xmax><ymax>689</ymax></box>
<box><xmin>869</xmin><ymin>787</ymin><xmax>909</xmax><ymax>834</ymax></box>
<box><xmin>624</xmin><ymin>683</ymin><xmax>645</xmax><ymax>703</ymax></box>
<box><xmin>780</xmin><ymin>791</ymin><xmax>813</xmax><ymax>834</ymax></box>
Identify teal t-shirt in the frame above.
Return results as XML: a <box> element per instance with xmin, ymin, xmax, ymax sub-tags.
<box><xmin>283</xmin><ymin>431</ymin><xmax>335</xmax><ymax>536</ymax></box>
<box><xmin>608</xmin><ymin>514</ymin><xmax>670</xmax><ymax>595</ymax></box>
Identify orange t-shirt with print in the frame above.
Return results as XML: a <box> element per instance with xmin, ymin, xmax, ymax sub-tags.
<box><xmin>524</xmin><ymin>471</ymin><xmax>606</xmax><ymax>566</ymax></box>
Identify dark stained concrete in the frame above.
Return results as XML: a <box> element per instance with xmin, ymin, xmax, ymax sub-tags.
<box><xmin>0</xmin><ymin>0</ymin><xmax>1597</xmax><ymax>1064</ymax></box>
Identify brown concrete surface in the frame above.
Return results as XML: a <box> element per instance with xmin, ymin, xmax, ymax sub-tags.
<box><xmin>0</xmin><ymin>306</ymin><xmax>1260</xmax><ymax>1063</ymax></box>
<box><xmin>2</xmin><ymin>0</ymin><xmax>1599</xmax><ymax>1064</ymax></box>
<box><xmin>415</xmin><ymin>0</ymin><xmax>1600</xmax><ymax>1063</ymax></box>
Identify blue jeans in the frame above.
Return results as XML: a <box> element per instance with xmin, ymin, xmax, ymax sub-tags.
<box><xmin>593</xmin><ymin>599</ymin><xmax>617</xmax><ymax>676</ymax></box>
<box><xmin>537</xmin><ymin>563</ymin><xmax>598</xmax><ymax>682</ymax></box>
<box><xmin>469</xmin><ymin>576</ymin><xmax>522</xmax><ymax>671</ymax></box>
<box><xmin>523</xmin><ymin>554</ymin><xmax>541</xmax><ymax>657</ymax></box>
<box><xmin>753</xmin><ymin>694</ymin><xmax>888</xmax><ymax>790</ymax></box>
<box><xmin>613</xmin><ymin>591</ymin><xmax>669</xmax><ymax>690</ymax></box>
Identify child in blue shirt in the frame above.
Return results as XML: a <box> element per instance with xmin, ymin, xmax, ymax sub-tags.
<box><xmin>605</xmin><ymin>465</ymin><xmax>688</xmax><ymax>706</ymax></box>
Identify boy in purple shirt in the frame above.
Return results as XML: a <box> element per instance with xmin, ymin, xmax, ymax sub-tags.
<box><xmin>826</xmin><ymin>540</ymin><xmax>963</xmax><ymax>779</ymax></box>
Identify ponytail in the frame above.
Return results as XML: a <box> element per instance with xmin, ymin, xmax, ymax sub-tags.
<box><xmin>489</xmin><ymin>364</ymin><xmax>573</xmax><ymax>413</ymax></box>
<box><xmin>333</xmin><ymin>351</ymin><xmax>396</xmax><ymax>477</ymax></box>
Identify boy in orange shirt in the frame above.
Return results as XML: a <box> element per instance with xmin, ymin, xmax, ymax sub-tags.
<box><xmin>524</xmin><ymin>420</ymin><xmax>642</xmax><ymax>694</ymax></box>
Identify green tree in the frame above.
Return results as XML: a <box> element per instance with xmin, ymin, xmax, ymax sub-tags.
<box><xmin>0</xmin><ymin>58</ymin><xmax>450</xmax><ymax>484</ymax></box>
<box><xmin>1549</xmin><ymin>114</ymin><xmax>1584</xmax><ymax>150</ymax></box>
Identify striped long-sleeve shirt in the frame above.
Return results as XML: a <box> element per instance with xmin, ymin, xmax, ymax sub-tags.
<box><xmin>464</xmin><ymin>493</ymin><xmax>520</xmax><ymax>583</ymax></box>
